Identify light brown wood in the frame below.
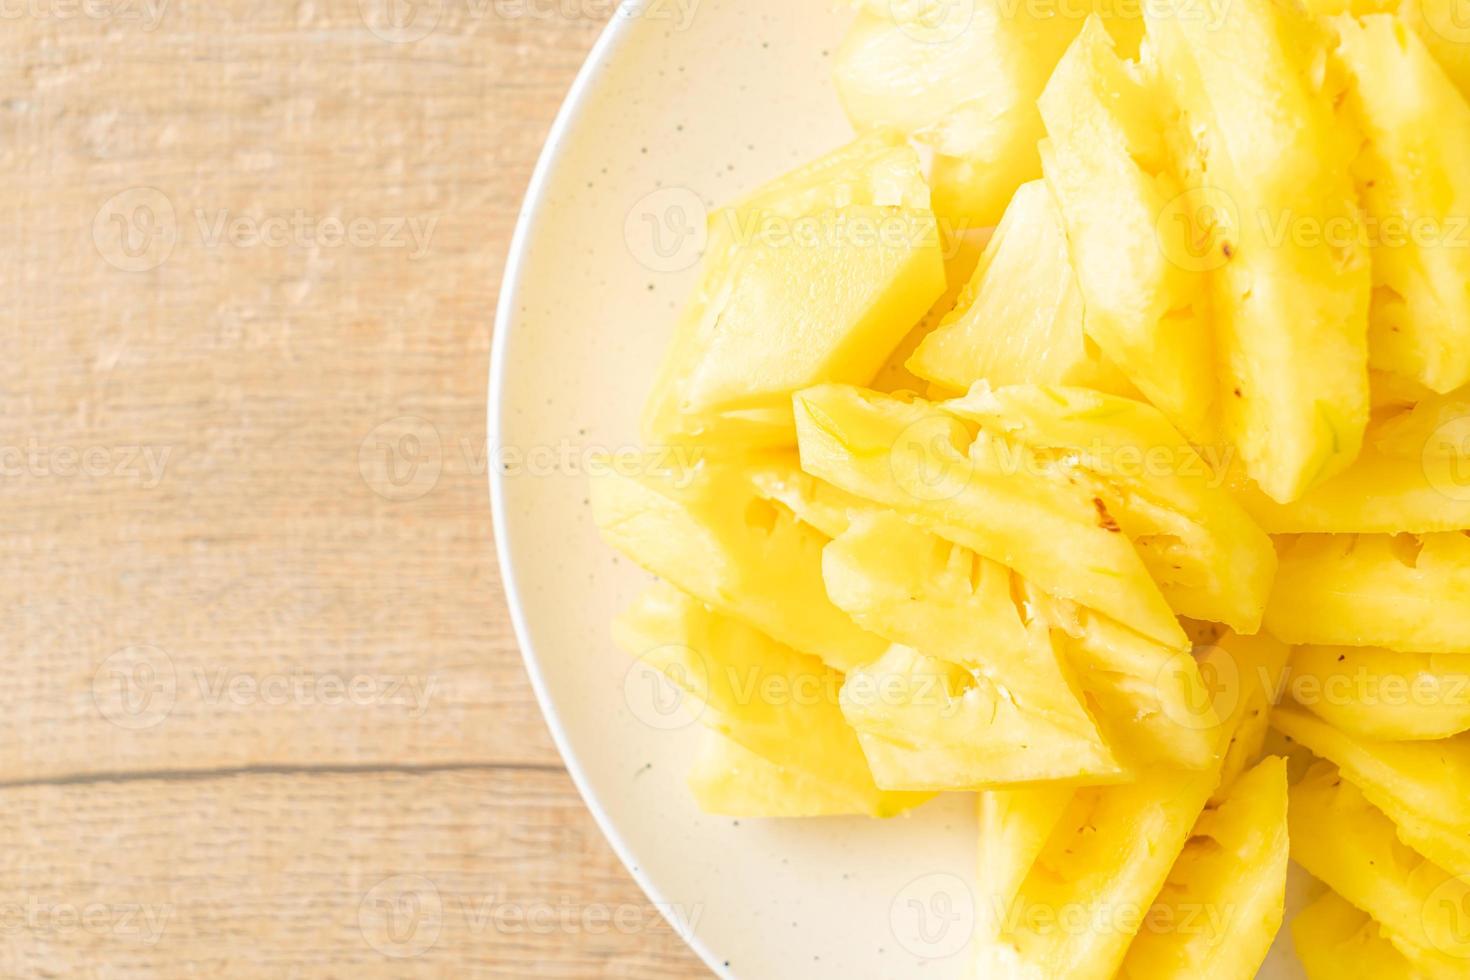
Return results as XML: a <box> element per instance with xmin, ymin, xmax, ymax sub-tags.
<box><xmin>0</xmin><ymin>1</ymin><xmax>709</xmax><ymax>974</ymax></box>
<box><xmin>0</xmin><ymin>769</ymin><xmax>703</xmax><ymax>978</ymax></box>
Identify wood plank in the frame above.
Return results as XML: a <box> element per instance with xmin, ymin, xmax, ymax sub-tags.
<box><xmin>0</xmin><ymin>767</ymin><xmax>709</xmax><ymax>978</ymax></box>
<box><xmin>0</xmin><ymin>0</ymin><xmax>605</xmax><ymax>778</ymax></box>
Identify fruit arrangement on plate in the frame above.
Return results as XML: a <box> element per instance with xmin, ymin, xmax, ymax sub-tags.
<box><xmin>591</xmin><ymin>0</ymin><xmax>1470</xmax><ymax>975</ymax></box>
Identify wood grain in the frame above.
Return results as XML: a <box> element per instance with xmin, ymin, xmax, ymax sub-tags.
<box><xmin>0</xmin><ymin>769</ymin><xmax>702</xmax><ymax>978</ymax></box>
<box><xmin>1</xmin><ymin>0</ymin><xmax>710</xmax><ymax>974</ymax></box>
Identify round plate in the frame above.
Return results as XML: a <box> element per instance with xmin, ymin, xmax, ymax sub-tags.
<box><xmin>491</xmin><ymin>4</ymin><xmax>1305</xmax><ymax>977</ymax></box>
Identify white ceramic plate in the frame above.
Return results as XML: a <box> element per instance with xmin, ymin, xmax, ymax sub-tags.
<box><xmin>490</xmin><ymin>4</ymin><xmax>1306</xmax><ymax>976</ymax></box>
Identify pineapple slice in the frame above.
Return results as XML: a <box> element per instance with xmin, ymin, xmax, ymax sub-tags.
<box><xmin>614</xmin><ymin>585</ymin><xmax>928</xmax><ymax>818</ymax></box>
<box><xmin>1292</xmin><ymin>889</ymin><xmax>1460</xmax><ymax>980</ymax></box>
<box><xmin>1273</xmin><ymin>705</ymin><xmax>1470</xmax><ymax>875</ymax></box>
<box><xmin>792</xmin><ymin>384</ymin><xmax>1186</xmax><ymax>648</ymax></box>
<box><xmin>1264</xmin><ymin>533</ymin><xmax>1470</xmax><ymax>652</ymax></box>
<box><xmin>840</xmin><ymin>644</ymin><xmax>1123</xmax><ymax>790</ymax></box>
<box><xmin>871</xmin><ymin>225</ymin><xmax>991</xmax><ymax>395</ymax></box>
<box><xmin>1289</xmin><ymin>761</ymin><xmax>1470</xmax><ymax>961</ymax></box>
<box><xmin>907</xmin><ymin>181</ymin><xmax>1136</xmax><ymax>396</ymax></box>
<box><xmin>946</xmin><ymin>384</ymin><xmax>1276</xmax><ymax>632</ymax></box>
<box><xmin>1117</xmin><ymin>757</ymin><xmax>1289</xmax><ymax>980</ymax></box>
<box><xmin>688</xmin><ymin>729</ymin><xmax>888</xmax><ymax>818</ymax></box>
<box><xmin>1052</xmin><ymin>605</ymin><xmax>1221</xmax><ymax>769</ymax></box>
<box><xmin>823</xmin><ymin>513</ymin><xmax>1121</xmax><ymax>788</ymax></box>
<box><xmin>975</xmin><ymin>766</ymin><xmax>1227</xmax><ymax>979</ymax></box>
<box><xmin>1333</xmin><ymin>14</ymin><xmax>1470</xmax><ymax>394</ymax></box>
<box><xmin>746</xmin><ymin>450</ymin><xmax>874</xmax><ymax>539</ymax></box>
<box><xmin>1304</xmin><ymin>0</ymin><xmax>1470</xmax><ymax>102</ymax></box>
<box><xmin>1203</xmin><ymin>630</ymin><xmax>1292</xmax><ymax>804</ymax></box>
<box><xmin>1230</xmin><ymin>443</ymin><xmax>1470</xmax><ymax>533</ymax></box>
<box><xmin>832</xmin><ymin>3</ymin><xmax>1082</xmax><ymax>225</ymax></box>
<box><xmin>1037</xmin><ymin>18</ymin><xmax>1214</xmax><ymax>442</ymax></box>
<box><xmin>590</xmin><ymin>460</ymin><xmax>886</xmax><ymax>672</ymax></box>
<box><xmin>642</xmin><ymin>131</ymin><xmax>945</xmax><ymax>447</ymax></box>
<box><xmin>1373</xmin><ymin>385</ymin><xmax>1470</xmax><ymax>457</ymax></box>
<box><xmin>828</xmin><ymin>510</ymin><xmax>1216</xmax><ymax>770</ymax></box>
<box><xmin>1290</xmin><ymin>644</ymin><xmax>1470</xmax><ymax>740</ymax></box>
<box><xmin>973</xmin><ymin>631</ymin><xmax>1273</xmax><ymax>979</ymax></box>
<box><xmin>1147</xmin><ymin>0</ymin><xmax>1371</xmax><ymax>502</ymax></box>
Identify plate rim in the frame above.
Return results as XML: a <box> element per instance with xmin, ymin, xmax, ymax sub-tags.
<box><xmin>487</xmin><ymin>11</ymin><xmax>729</xmax><ymax>979</ymax></box>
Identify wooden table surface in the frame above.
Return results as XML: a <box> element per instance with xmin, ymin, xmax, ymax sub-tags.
<box><xmin>2</xmin><ymin>2</ymin><xmax>707</xmax><ymax>975</ymax></box>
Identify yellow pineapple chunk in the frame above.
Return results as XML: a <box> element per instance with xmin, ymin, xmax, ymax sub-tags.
<box><xmin>1202</xmin><ymin>630</ymin><xmax>1292</xmax><ymax>804</ymax></box>
<box><xmin>688</xmin><ymin>730</ymin><xmax>888</xmax><ymax>818</ymax></box>
<box><xmin>1374</xmin><ymin>385</ymin><xmax>1470</xmax><ymax>457</ymax></box>
<box><xmin>1304</xmin><ymin>0</ymin><xmax>1470</xmax><ymax>101</ymax></box>
<box><xmin>1333</xmin><ymin>14</ymin><xmax>1470</xmax><ymax>394</ymax></box>
<box><xmin>973</xmin><ymin>631</ymin><xmax>1272</xmax><ymax>979</ymax></box>
<box><xmin>1147</xmin><ymin>0</ymin><xmax>1371</xmax><ymax>502</ymax></box>
<box><xmin>1038</xmin><ymin>17</ymin><xmax>1214</xmax><ymax>441</ymax></box>
<box><xmin>642</xmin><ymin>132</ymin><xmax>945</xmax><ymax>447</ymax></box>
<box><xmin>823</xmin><ymin>513</ymin><xmax>1121</xmax><ymax>788</ymax></box>
<box><xmin>946</xmin><ymin>384</ymin><xmax>1275</xmax><ymax>632</ymax></box>
<box><xmin>907</xmin><ymin>181</ymin><xmax>1136</xmax><ymax>396</ymax></box>
<box><xmin>832</xmin><ymin>3</ymin><xmax>1082</xmax><ymax>225</ymax></box>
<box><xmin>1230</xmin><ymin>444</ymin><xmax>1470</xmax><ymax>533</ymax></box>
<box><xmin>1292</xmin><ymin>889</ymin><xmax>1460</xmax><ymax>980</ymax></box>
<box><xmin>1264</xmin><ymin>533</ymin><xmax>1470</xmax><ymax>652</ymax></box>
<box><xmin>590</xmin><ymin>460</ymin><xmax>885</xmax><ymax>672</ymax></box>
<box><xmin>793</xmin><ymin>384</ymin><xmax>1186</xmax><ymax>648</ymax></box>
<box><xmin>1289</xmin><ymin>761</ymin><xmax>1470</xmax><ymax>961</ymax></box>
<box><xmin>746</xmin><ymin>450</ymin><xmax>874</xmax><ymax>539</ymax></box>
<box><xmin>829</xmin><ymin>509</ymin><xmax>1216</xmax><ymax>770</ymax></box>
<box><xmin>614</xmin><ymin>585</ymin><xmax>928</xmax><ymax>818</ymax></box>
<box><xmin>1290</xmin><ymin>644</ymin><xmax>1470</xmax><ymax>740</ymax></box>
<box><xmin>1117</xmin><ymin>757</ymin><xmax>1289</xmax><ymax>980</ymax></box>
<box><xmin>840</xmin><ymin>644</ymin><xmax>1123</xmax><ymax>790</ymax></box>
<box><xmin>1273</xmin><ymin>705</ymin><xmax>1470</xmax><ymax>875</ymax></box>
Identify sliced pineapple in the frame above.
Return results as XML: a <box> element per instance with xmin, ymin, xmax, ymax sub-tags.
<box><xmin>832</xmin><ymin>2</ymin><xmax>1083</xmax><ymax>225</ymax></box>
<box><xmin>1374</xmin><ymin>385</ymin><xmax>1470</xmax><ymax>457</ymax></box>
<box><xmin>1273</xmin><ymin>704</ymin><xmax>1470</xmax><ymax>875</ymax></box>
<box><xmin>1264</xmin><ymin>533</ymin><xmax>1470</xmax><ymax>652</ymax></box>
<box><xmin>973</xmin><ymin>629</ymin><xmax>1273</xmax><ymax>978</ymax></box>
<box><xmin>841</xmin><ymin>644</ymin><xmax>1124</xmax><ymax>790</ymax></box>
<box><xmin>823</xmin><ymin>513</ymin><xmax>1121</xmax><ymax>788</ymax></box>
<box><xmin>1304</xmin><ymin>0</ymin><xmax>1470</xmax><ymax>101</ymax></box>
<box><xmin>793</xmin><ymin>383</ymin><xmax>1186</xmax><ymax>648</ymax></box>
<box><xmin>1289</xmin><ymin>760</ymin><xmax>1470</xmax><ymax>962</ymax></box>
<box><xmin>746</xmin><ymin>450</ymin><xmax>875</xmax><ymax>539</ymax></box>
<box><xmin>1292</xmin><ymin>889</ymin><xmax>1460</xmax><ymax>980</ymax></box>
<box><xmin>1147</xmin><ymin>0</ymin><xmax>1371</xmax><ymax>502</ymax></box>
<box><xmin>1117</xmin><ymin>757</ymin><xmax>1289</xmax><ymax>980</ymax></box>
<box><xmin>828</xmin><ymin>509</ymin><xmax>1215</xmax><ymax>770</ymax></box>
<box><xmin>614</xmin><ymin>584</ymin><xmax>928</xmax><ymax>818</ymax></box>
<box><xmin>976</xmin><ymin>786</ymin><xmax>1075</xmax><ymax>937</ymax></box>
<box><xmin>945</xmin><ymin>384</ymin><xmax>1276</xmax><ymax>632</ymax></box>
<box><xmin>907</xmin><ymin>181</ymin><xmax>1136</xmax><ymax>396</ymax></box>
<box><xmin>1333</xmin><ymin>14</ymin><xmax>1470</xmax><ymax>394</ymax></box>
<box><xmin>1038</xmin><ymin>17</ymin><xmax>1214</xmax><ymax>442</ymax></box>
<box><xmin>1052</xmin><ymin>607</ymin><xmax>1220</xmax><ymax>770</ymax></box>
<box><xmin>642</xmin><ymin>131</ymin><xmax>945</xmax><ymax>447</ymax></box>
<box><xmin>1289</xmin><ymin>644</ymin><xmax>1470</xmax><ymax>740</ymax></box>
<box><xmin>1230</xmin><ymin>442</ymin><xmax>1470</xmax><ymax>533</ymax></box>
<box><xmin>688</xmin><ymin>729</ymin><xmax>887</xmax><ymax>818</ymax></box>
<box><xmin>1204</xmin><ymin>630</ymin><xmax>1292</xmax><ymax>804</ymax></box>
<box><xmin>590</xmin><ymin>460</ymin><xmax>886</xmax><ymax>672</ymax></box>
<box><xmin>871</xmin><ymin>225</ymin><xmax>990</xmax><ymax>395</ymax></box>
